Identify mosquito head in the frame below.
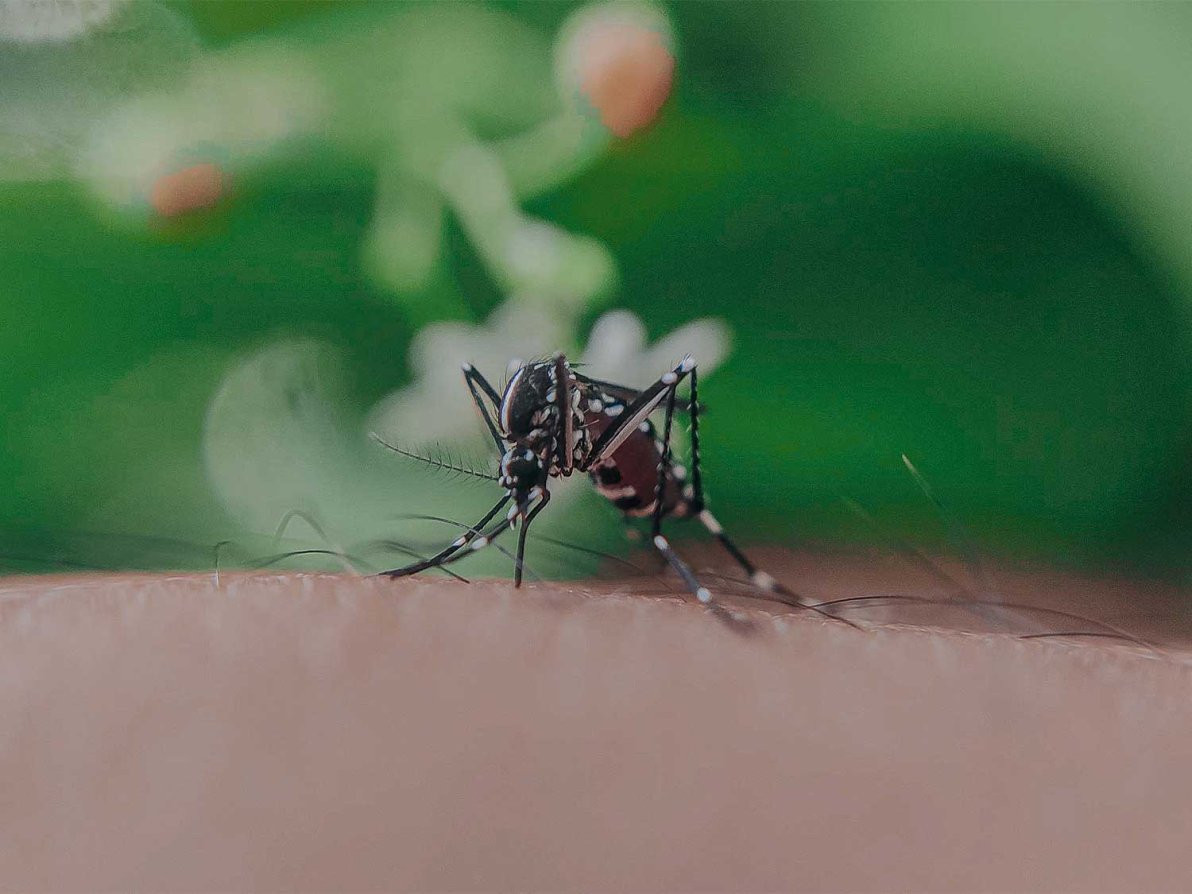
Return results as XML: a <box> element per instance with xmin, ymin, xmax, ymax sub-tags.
<box><xmin>499</xmin><ymin>444</ymin><xmax>546</xmax><ymax>503</ymax></box>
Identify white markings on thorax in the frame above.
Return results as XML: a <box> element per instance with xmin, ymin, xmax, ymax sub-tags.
<box><xmin>499</xmin><ymin>366</ymin><xmax>526</xmax><ymax>435</ymax></box>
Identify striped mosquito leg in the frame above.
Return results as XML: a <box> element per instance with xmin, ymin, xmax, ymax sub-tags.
<box><xmin>426</xmin><ymin>489</ymin><xmax>550</xmax><ymax>578</ymax></box>
<box><xmin>651</xmin><ymin>376</ymin><xmax>680</xmax><ymax>539</ymax></box>
<box><xmin>462</xmin><ymin>363</ymin><xmax>507</xmax><ymax>456</ymax></box>
<box><xmin>514</xmin><ymin>521</ymin><xmax>531</xmax><ymax>588</ymax></box>
<box><xmin>513</xmin><ymin>490</ymin><xmax>550</xmax><ymax>587</ymax></box>
<box><xmin>687</xmin><ymin>365</ymin><xmax>704</xmax><ymax>510</ymax></box>
<box><xmin>650</xmin><ymin>377</ymin><xmax>703</xmax><ymax>597</ymax></box>
<box><xmin>649</xmin><ymin>380</ymin><xmax>737</xmax><ymax>617</ymax></box>
<box><xmin>430</xmin><ymin>514</ymin><xmax>519</xmax><ymax>571</ymax></box>
<box><xmin>380</xmin><ymin>495</ymin><xmax>509</xmax><ymax>577</ymax></box>
<box><xmin>696</xmin><ymin>509</ymin><xmax>768</xmax><ymax>589</ymax></box>
<box><xmin>680</xmin><ymin>373</ymin><xmax>856</xmax><ymax>628</ymax></box>
<box><xmin>696</xmin><ymin>509</ymin><xmax>861</xmax><ymax>629</ymax></box>
<box><xmin>652</xmin><ymin>532</ymin><xmax>750</xmax><ymax>628</ymax></box>
<box><xmin>680</xmin><ymin>363</ymin><xmax>760</xmax><ymax>600</ymax></box>
<box><xmin>652</xmin><ymin>533</ymin><xmax>711</xmax><ymax>604</ymax></box>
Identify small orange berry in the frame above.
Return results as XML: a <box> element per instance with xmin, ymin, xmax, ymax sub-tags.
<box><xmin>149</xmin><ymin>162</ymin><xmax>227</xmax><ymax>218</ymax></box>
<box><xmin>571</xmin><ymin>15</ymin><xmax>675</xmax><ymax>138</ymax></box>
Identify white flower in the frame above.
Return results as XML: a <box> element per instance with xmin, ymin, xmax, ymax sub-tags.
<box><xmin>501</xmin><ymin>218</ymin><xmax>617</xmax><ymax>312</ymax></box>
<box><xmin>58</xmin><ymin>3</ymin><xmax>650</xmax><ymax>311</ymax></box>
<box><xmin>580</xmin><ymin>308</ymin><xmax>731</xmax><ymax>387</ymax></box>
<box><xmin>0</xmin><ymin>0</ymin><xmax>125</xmax><ymax>43</ymax></box>
<box><xmin>368</xmin><ymin>300</ymin><xmax>571</xmax><ymax>445</ymax></box>
<box><xmin>0</xmin><ymin>1</ymin><xmax>198</xmax><ymax>182</ymax></box>
<box><xmin>78</xmin><ymin>47</ymin><xmax>328</xmax><ymax>210</ymax></box>
<box><xmin>369</xmin><ymin>302</ymin><xmax>732</xmax><ymax>447</ymax></box>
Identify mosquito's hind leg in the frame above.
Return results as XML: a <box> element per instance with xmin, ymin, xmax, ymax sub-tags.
<box><xmin>649</xmin><ymin>366</ymin><xmax>705</xmax><ymax>605</ymax></box>
<box><xmin>462</xmin><ymin>363</ymin><xmax>507</xmax><ymax>455</ymax></box>
<box><xmin>650</xmin><ymin>532</ymin><xmax>710</xmax><ymax>604</ymax></box>
<box><xmin>649</xmin><ymin>531</ymin><xmax>750</xmax><ymax>628</ymax></box>
<box><xmin>695</xmin><ymin>511</ymin><xmax>793</xmax><ymax>598</ymax></box>
<box><xmin>677</xmin><ymin>369</ymin><xmax>858</xmax><ymax>629</ymax></box>
<box><xmin>645</xmin><ymin>366</ymin><xmax>746</xmax><ymax>627</ymax></box>
<box><xmin>676</xmin><ymin>365</ymin><xmax>791</xmax><ymax>602</ymax></box>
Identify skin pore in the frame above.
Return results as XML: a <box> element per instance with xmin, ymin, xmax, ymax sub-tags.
<box><xmin>2</xmin><ymin>555</ymin><xmax>1190</xmax><ymax>891</ymax></box>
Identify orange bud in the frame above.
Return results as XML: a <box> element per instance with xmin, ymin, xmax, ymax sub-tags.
<box><xmin>149</xmin><ymin>162</ymin><xmax>227</xmax><ymax>218</ymax></box>
<box><xmin>572</xmin><ymin>15</ymin><xmax>675</xmax><ymax>138</ymax></box>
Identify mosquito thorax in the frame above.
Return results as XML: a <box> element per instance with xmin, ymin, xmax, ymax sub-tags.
<box><xmin>498</xmin><ymin>362</ymin><xmax>557</xmax><ymax>440</ymax></box>
<box><xmin>498</xmin><ymin>358</ymin><xmax>590</xmax><ymax>476</ymax></box>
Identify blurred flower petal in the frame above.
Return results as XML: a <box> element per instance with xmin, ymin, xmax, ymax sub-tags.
<box><xmin>0</xmin><ymin>0</ymin><xmax>124</xmax><ymax>43</ymax></box>
<box><xmin>582</xmin><ymin>310</ymin><xmax>732</xmax><ymax>387</ymax></box>
<box><xmin>0</xmin><ymin>0</ymin><xmax>198</xmax><ymax>181</ymax></box>
<box><xmin>581</xmin><ymin>309</ymin><xmax>647</xmax><ymax>373</ymax></box>
<box><xmin>369</xmin><ymin>301</ymin><xmax>570</xmax><ymax>445</ymax></box>
<box><xmin>643</xmin><ymin>317</ymin><xmax>732</xmax><ymax>381</ymax></box>
<box><xmin>373</xmin><ymin>304</ymin><xmax>732</xmax><ymax>453</ymax></box>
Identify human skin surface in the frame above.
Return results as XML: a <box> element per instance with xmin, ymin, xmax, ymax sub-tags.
<box><xmin>1</xmin><ymin>557</ymin><xmax>1190</xmax><ymax>891</ymax></box>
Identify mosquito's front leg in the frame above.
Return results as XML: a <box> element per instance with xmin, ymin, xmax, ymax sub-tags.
<box><xmin>513</xmin><ymin>488</ymin><xmax>551</xmax><ymax>587</ymax></box>
<box><xmin>462</xmin><ymin>362</ymin><xmax>506</xmax><ymax>455</ymax></box>
<box><xmin>380</xmin><ymin>495</ymin><xmax>510</xmax><ymax>577</ymax></box>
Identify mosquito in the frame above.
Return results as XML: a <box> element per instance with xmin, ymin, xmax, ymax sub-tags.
<box><xmin>372</xmin><ymin>352</ymin><xmax>842</xmax><ymax>622</ymax></box>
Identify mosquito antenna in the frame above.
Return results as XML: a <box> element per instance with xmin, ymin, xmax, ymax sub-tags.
<box><xmin>371</xmin><ymin>432</ymin><xmax>499</xmax><ymax>482</ymax></box>
<box><xmin>902</xmin><ymin>454</ymin><xmax>998</xmax><ymax>601</ymax></box>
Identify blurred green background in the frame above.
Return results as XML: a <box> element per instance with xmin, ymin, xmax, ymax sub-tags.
<box><xmin>1</xmin><ymin>1</ymin><xmax>1188</xmax><ymax>579</ymax></box>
